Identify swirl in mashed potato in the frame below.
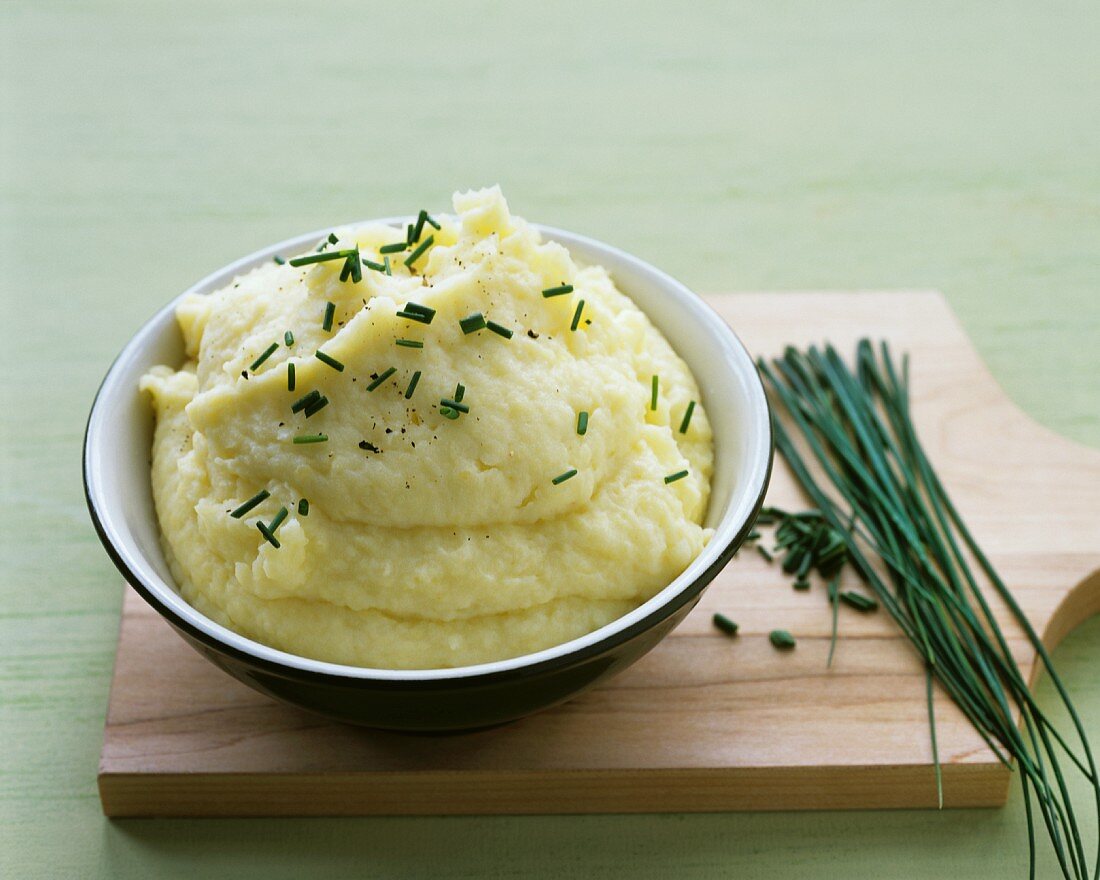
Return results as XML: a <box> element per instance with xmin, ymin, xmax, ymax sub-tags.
<box><xmin>141</xmin><ymin>187</ymin><xmax>713</xmax><ymax>669</ymax></box>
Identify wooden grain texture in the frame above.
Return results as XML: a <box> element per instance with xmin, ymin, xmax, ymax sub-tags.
<box><xmin>97</xmin><ymin>291</ymin><xmax>1100</xmax><ymax>818</ymax></box>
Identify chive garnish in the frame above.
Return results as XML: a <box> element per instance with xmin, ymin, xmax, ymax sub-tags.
<box><xmin>273</xmin><ymin>255</ymin><xmax>286</xmax><ymax>265</ymax></box>
<box><xmin>570</xmin><ymin>300</ymin><xmax>585</xmax><ymax>331</ymax></box>
<box><xmin>349</xmin><ymin>253</ymin><xmax>362</xmax><ymax>283</ymax></box>
<box><xmin>406</xmin><ymin>223</ymin><xmax>415</xmax><ymax>245</ymax></box>
<box><xmin>460</xmin><ymin>312</ymin><xmax>486</xmax><ymax>334</ymax></box>
<box><xmin>256</xmin><ymin>522</ymin><xmax>281</xmax><ymax>548</ymax></box>
<box><xmin>793</xmin><ymin>577</ymin><xmax>811</xmax><ymax>591</ymax></box>
<box><xmin>769</xmin><ymin>629</ymin><xmax>797</xmax><ymax>650</ymax></box>
<box><xmin>713</xmin><ymin>613</ymin><xmax>739</xmax><ymax>637</ymax></box>
<box><xmin>411</xmin><ymin>210</ymin><xmax>428</xmax><ymax>243</ymax></box>
<box><xmin>439</xmin><ymin>407</ymin><xmax>459</xmax><ymax>420</ymax></box>
<box><xmin>404</xmin><ymin>370</ymin><xmax>422</xmax><ymax>399</ymax></box>
<box><xmin>315</xmin><ymin>351</ymin><xmax>345</xmax><ymax>371</ymax></box>
<box><xmin>298</xmin><ymin>498</ymin><xmax>309</xmax><ymax>516</ymax></box>
<box><xmin>756</xmin><ymin>545</ymin><xmax>774</xmax><ymax>563</ymax></box>
<box><xmin>288</xmin><ymin>249</ymin><xmax>357</xmax><ymax>267</ymax></box>
<box><xmin>287</xmin><ymin>362</ymin><xmax>295</xmax><ymax>391</ymax></box>
<box><xmin>552</xmin><ymin>468</ymin><xmax>578</xmax><ymax>485</ymax></box>
<box><xmin>327</xmin><ymin>233</ymin><xmax>339</xmax><ymax>245</ymax></box>
<box><xmin>322</xmin><ymin>302</ymin><xmax>335</xmax><ymax>332</ymax></box>
<box><xmin>293</xmin><ymin>433</ymin><xmax>328</xmax><ymax>444</ymax></box>
<box><xmin>291</xmin><ymin>390</ymin><xmax>321</xmax><ymax>413</ymax></box>
<box><xmin>486</xmin><ymin>320</ymin><xmax>513</xmax><ymax>339</ymax></box>
<box><xmin>650</xmin><ymin>375</ymin><xmax>659</xmax><ymax>410</ymax></box>
<box><xmin>338</xmin><ymin>259</ymin><xmax>353</xmax><ymax>282</ymax></box>
<box><xmin>396</xmin><ymin>310</ymin><xmax>433</xmax><ymax>324</ymax></box>
<box><xmin>249</xmin><ymin>342</ymin><xmax>279</xmax><ymax>372</ymax></box>
<box><xmin>366</xmin><ymin>366</ymin><xmax>396</xmax><ymax>391</ymax></box>
<box><xmin>230</xmin><ymin>490</ymin><xmax>270</xmax><ymax>519</ymax></box>
<box><xmin>664</xmin><ymin>469</ymin><xmax>689</xmax><ymax>484</ymax></box>
<box><xmin>839</xmin><ymin>591</ymin><xmax>879</xmax><ymax>612</ymax></box>
<box><xmin>362</xmin><ymin>256</ymin><xmax>387</xmax><ymax>273</ymax></box>
<box><xmin>267</xmin><ymin>506</ymin><xmax>289</xmax><ymax>533</ymax></box>
<box><xmin>404</xmin><ymin>235</ymin><xmax>434</xmax><ymax>269</ymax></box>
<box><xmin>577</xmin><ymin>411</ymin><xmax>589</xmax><ymax>435</ymax></box>
<box><xmin>284</xmin><ymin>331</ymin><xmax>294</xmax><ymax>346</ymax></box>
<box><xmin>383</xmin><ymin>256</ymin><xmax>392</xmax><ymax>275</ymax></box>
<box><xmin>542</xmin><ymin>284</ymin><xmax>573</xmax><ymax>298</ymax></box>
<box><xmin>403</xmin><ymin>302</ymin><xmax>436</xmax><ymax>320</ymax></box>
<box><xmin>424</xmin><ymin>212</ymin><xmax>440</xmax><ymax>230</ymax></box>
<box><xmin>679</xmin><ymin>400</ymin><xmax>696</xmax><ymax>434</ymax></box>
<box><xmin>440</xmin><ymin>398</ymin><xmax>469</xmax><ymax>413</ymax></box>
<box><xmin>303</xmin><ymin>395</ymin><xmax>328</xmax><ymax>418</ymax></box>
<box><xmin>379</xmin><ymin>241</ymin><xmax>406</xmax><ymax>254</ymax></box>
<box><xmin>395</xmin><ymin>339</ymin><xmax>424</xmax><ymax>349</ymax></box>
<box><xmin>453</xmin><ymin>383</ymin><xmax>465</xmax><ymax>403</ymax></box>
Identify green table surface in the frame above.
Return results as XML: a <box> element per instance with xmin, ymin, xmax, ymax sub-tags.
<box><xmin>3</xmin><ymin>1</ymin><xmax>1098</xmax><ymax>877</ymax></box>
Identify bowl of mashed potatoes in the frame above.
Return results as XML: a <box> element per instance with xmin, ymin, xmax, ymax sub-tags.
<box><xmin>84</xmin><ymin>188</ymin><xmax>772</xmax><ymax>730</ymax></box>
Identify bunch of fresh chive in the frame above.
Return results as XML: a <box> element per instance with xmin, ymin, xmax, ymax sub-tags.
<box><xmin>759</xmin><ymin>339</ymin><xmax>1098</xmax><ymax>878</ymax></box>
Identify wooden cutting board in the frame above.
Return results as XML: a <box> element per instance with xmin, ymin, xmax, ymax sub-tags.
<box><xmin>98</xmin><ymin>291</ymin><xmax>1100</xmax><ymax>818</ymax></box>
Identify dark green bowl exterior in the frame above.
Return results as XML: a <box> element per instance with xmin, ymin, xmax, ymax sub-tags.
<box><xmin>172</xmin><ymin>598</ymin><xmax>698</xmax><ymax>730</ymax></box>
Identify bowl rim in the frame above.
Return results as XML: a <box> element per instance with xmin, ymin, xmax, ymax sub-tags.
<box><xmin>83</xmin><ymin>219</ymin><xmax>773</xmax><ymax>684</ymax></box>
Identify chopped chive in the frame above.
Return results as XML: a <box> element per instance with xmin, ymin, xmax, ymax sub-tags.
<box><xmin>552</xmin><ymin>469</ymin><xmax>578</xmax><ymax>485</ymax></box>
<box><xmin>267</xmin><ymin>506</ymin><xmax>289</xmax><ymax>533</ymax></box>
<box><xmin>315</xmin><ymin>350</ymin><xmax>345</xmax><ymax>371</ymax></box>
<box><xmin>664</xmin><ymin>469</ymin><xmax>689</xmax><ymax>484</ymax></box>
<box><xmin>713</xmin><ymin>613</ymin><xmax>739</xmax><ymax>637</ymax></box>
<box><xmin>284</xmin><ymin>330</ymin><xmax>294</xmax><ymax>346</ymax></box>
<box><xmin>747</xmin><ymin>530</ymin><xmax>761</xmax><ymax>541</ymax></box>
<box><xmin>396</xmin><ymin>310</ymin><xmax>433</xmax><ymax>324</ymax></box>
<box><xmin>293</xmin><ymin>433</ymin><xmax>328</xmax><ymax>444</ymax></box>
<box><xmin>453</xmin><ymin>383</ymin><xmax>465</xmax><ymax>403</ymax></box>
<box><xmin>460</xmin><ymin>312</ymin><xmax>486</xmax><ymax>334</ymax></box>
<box><xmin>230</xmin><ymin>490</ymin><xmax>270</xmax><ymax>519</ymax></box>
<box><xmin>383</xmin><ymin>256</ymin><xmax>392</xmax><ymax>275</ymax></box>
<box><xmin>440</xmin><ymin>398</ymin><xmax>469</xmax><ymax>413</ymax></box>
<box><xmin>379</xmin><ymin>241</ymin><xmax>407</xmax><ymax>254</ymax></box>
<box><xmin>291</xmin><ymin>389</ymin><xmax>321</xmax><ymax>413</ymax></box>
<box><xmin>839</xmin><ymin>591</ymin><xmax>879</xmax><ymax>612</ymax></box>
<box><xmin>769</xmin><ymin>629</ymin><xmax>797</xmax><ymax>650</ymax></box>
<box><xmin>679</xmin><ymin>400</ymin><xmax>696</xmax><ymax>433</ymax></box>
<box><xmin>322</xmin><ymin>302</ymin><xmax>336</xmax><ymax>332</ymax></box>
<box><xmin>439</xmin><ymin>406</ymin><xmax>459</xmax><ymax>420</ymax></box>
<box><xmin>249</xmin><ymin>342</ymin><xmax>279</xmax><ymax>372</ymax></box>
<box><xmin>577</xmin><ymin>411</ymin><xmax>589</xmax><ymax>435</ymax></box>
<box><xmin>570</xmin><ymin>299</ymin><xmax>585</xmax><ymax>331</ymax></box>
<box><xmin>362</xmin><ymin>256</ymin><xmax>387</xmax><ymax>273</ymax></box>
<box><xmin>287</xmin><ymin>362</ymin><xmax>296</xmax><ymax>391</ymax></box>
<box><xmin>404</xmin><ymin>370</ymin><xmax>422</xmax><ymax>399</ymax></box>
<box><xmin>338</xmin><ymin>258</ymin><xmax>353</xmax><ymax>283</ymax></box>
<box><xmin>793</xmin><ymin>578</ymin><xmax>811</xmax><ymax>591</ymax></box>
<box><xmin>366</xmin><ymin>366</ymin><xmax>396</xmax><ymax>391</ymax></box>
<box><xmin>406</xmin><ymin>223</ymin><xmax>415</xmax><ymax>245</ymax></box>
<box><xmin>303</xmin><ymin>395</ymin><xmax>329</xmax><ymax>418</ymax></box>
<box><xmin>424</xmin><ymin>212</ymin><xmax>440</xmax><ymax>230</ymax></box>
<box><xmin>404</xmin><ymin>235</ymin><xmax>434</xmax><ymax>269</ymax></box>
<box><xmin>273</xmin><ymin>255</ymin><xmax>286</xmax><ymax>265</ymax></box>
<box><xmin>486</xmin><ymin>320</ymin><xmax>513</xmax><ymax>339</ymax></box>
<box><xmin>297</xmin><ymin>498</ymin><xmax>309</xmax><ymax>516</ymax></box>
<box><xmin>327</xmin><ymin>232</ymin><xmax>339</xmax><ymax>245</ymax></box>
<box><xmin>756</xmin><ymin>545</ymin><xmax>774</xmax><ymax>563</ymax></box>
<box><xmin>288</xmin><ymin>249</ymin><xmax>357</xmax><ymax>267</ymax></box>
<box><xmin>350</xmin><ymin>253</ymin><xmax>363</xmax><ymax>283</ymax></box>
<box><xmin>395</xmin><ymin>338</ymin><xmax>423</xmax><ymax>349</ymax></box>
<box><xmin>412</xmin><ymin>210</ymin><xmax>428</xmax><ymax>243</ymax></box>
<box><xmin>650</xmin><ymin>375</ymin><xmax>659</xmax><ymax>410</ymax></box>
<box><xmin>256</xmin><ymin>522</ymin><xmax>281</xmax><ymax>548</ymax></box>
<box><xmin>542</xmin><ymin>284</ymin><xmax>573</xmax><ymax>298</ymax></box>
<box><xmin>403</xmin><ymin>301</ymin><xmax>436</xmax><ymax>319</ymax></box>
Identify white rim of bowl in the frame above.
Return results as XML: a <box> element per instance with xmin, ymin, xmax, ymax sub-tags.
<box><xmin>84</xmin><ymin>220</ymin><xmax>772</xmax><ymax>682</ymax></box>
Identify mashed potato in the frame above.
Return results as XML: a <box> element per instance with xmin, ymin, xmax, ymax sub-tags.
<box><xmin>141</xmin><ymin>187</ymin><xmax>713</xmax><ymax>668</ymax></box>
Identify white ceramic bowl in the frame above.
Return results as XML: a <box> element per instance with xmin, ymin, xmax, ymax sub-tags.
<box><xmin>84</xmin><ymin>221</ymin><xmax>773</xmax><ymax>730</ymax></box>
